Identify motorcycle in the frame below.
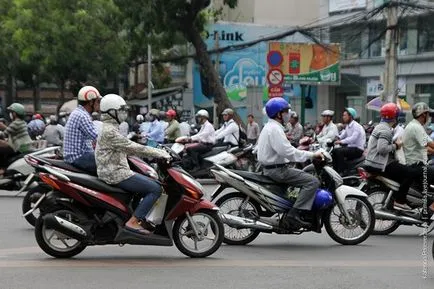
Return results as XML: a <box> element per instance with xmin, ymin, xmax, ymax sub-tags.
<box><xmin>358</xmin><ymin>167</ymin><xmax>434</xmax><ymax>235</ymax></box>
<box><xmin>172</xmin><ymin>137</ymin><xmax>256</xmax><ymax>178</ymax></box>
<box><xmin>23</xmin><ymin>146</ymin><xmax>224</xmax><ymax>258</ymax></box>
<box><xmin>0</xmin><ymin>146</ymin><xmax>60</xmax><ymax>194</ymax></box>
<box><xmin>210</xmin><ymin>150</ymin><xmax>375</xmax><ymax>246</ymax></box>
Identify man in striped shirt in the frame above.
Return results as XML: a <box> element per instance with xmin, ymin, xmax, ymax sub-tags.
<box><xmin>63</xmin><ymin>86</ymin><xmax>101</xmax><ymax>174</ymax></box>
<box><xmin>0</xmin><ymin>103</ymin><xmax>32</xmax><ymax>174</ymax></box>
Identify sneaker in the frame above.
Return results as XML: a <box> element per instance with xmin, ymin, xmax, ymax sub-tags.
<box><xmin>393</xmin><ymin>201</ymin><xmax>412</xmax><ymax>211</ymax></box>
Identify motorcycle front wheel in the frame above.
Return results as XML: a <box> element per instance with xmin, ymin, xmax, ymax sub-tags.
<box><xmin>324</xmin><ymin>196</ymin><xmax>375</xmax><ymax>245</ymax></box>
<box><xmin>173</xmin><ymin>209</ymin><xmax>224</xmax><ymax>258</ymax></box>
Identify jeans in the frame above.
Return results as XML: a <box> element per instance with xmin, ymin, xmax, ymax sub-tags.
<box><xmin>117</xmin><ymin>173</ymin><xmax>162</xmax><ymax>221</ymax></box>
<box><xmin>332</xmin><ymin>147</ymin><xmax>364</xmax><ymax>174</ymax></box>
<box><xmin>71</xmin><ymin>152</ymin><xmax>97</xmax><ymax>175</ymax></box>
<box><xmin>263</xmin><ymin>165</ymin><xmax>320</xmax><ymax>211</ymax></box>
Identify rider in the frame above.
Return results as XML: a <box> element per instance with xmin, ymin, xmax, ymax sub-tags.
<box><xmin>403</xmin><ymin>102</ymin><xmax>434</xmax><ymax>185</ymax></box>
<box><xmin>64</xmin><ymin>85</ymin><xmax>101</xmax><ymax>174</ymax></box>
<box><xmin>215</xmin><ymin>108</ymin><xmax>239</xmax><ymax>147</ymax></box>
<box><xmin>0</xmin><ymin>103</ymin><xmax>33</xmax><ymax>174</ymax></box>
<box><xmin>28</xmin><ymin>113</ymin><xmax>46</xmax><ymax>139</ymax></box>
<box><xmin>183</xmin><ymin>109</ymin><xmax>215</xmax><ymax>171</ymax></box>
<box><xmin>364</xmin><ymin>103</ymin><xmax>414</xmax><ymax>210</ymax></box>
<box><xmin>42</xmin><ymin>115</ymin><xmax>64</xmax><ymax>146</ymax></box>
<box><xmin>316</xmin><ymin>110</ymin><xmax>339</xmax><ymax>148</ymax></box>
<box><xmin>286</xmin><ymin>113</ymin><xmax>303</xmax><ymax>147</ymax></box>
<box><xmin>133</xmin><ymin>114</ymin><xmax>144</xmax><ymax>134</ymax></box>
<box><xmin>165</xmin><ymin>109</ymin><xmax>181</xmax><ymax>143</ymax></box>
<box><xmin>144</xmin><ymin>109</ymin><xmax>164</xmax><ymax>144</ymax></box>
<box><xmin>257</xmin><ymin>97</ymin><xmax>322</xmax><ymax>228</ymax></box>
<box><xmin>96</xmin><ymin>94</ymin><xmax>170</xmax><ymax>235</ymax></box>
<box><xmin>333</xmin><ymin>107</ymin><xmax>366</xmax><ymax>174</ymax></box>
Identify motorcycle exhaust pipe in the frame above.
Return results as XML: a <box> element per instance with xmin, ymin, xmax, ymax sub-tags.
<box><xmin>374</xmin><ymin>210</ymin><xmax>424</xmax><ymax>225</ymax></box>
<box><xmin>220</xmin><ymin>214</ymin><xmax>273</xmax><ymax>231</ymax></box>
<box><xmin>43</xmin><ymin>214</ymin><xmax>88</xmax><ymax>241</ymax></box>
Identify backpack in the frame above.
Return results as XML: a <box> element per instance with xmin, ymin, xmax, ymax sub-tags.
<box><xmin>237</xmin><ymin>125</ymin><xmax>248</xmax><ymax>146</ymax></box>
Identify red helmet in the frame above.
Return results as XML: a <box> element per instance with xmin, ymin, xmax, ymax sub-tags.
<box><xmin>34</xmin><ymin>114</ymin><xmax>42</xmax><ymax>120</ymax></box>
<box><xmin>166</xmin><ymin>109</ymin><xmax>176</xmax><ymax>118</ymax></box>
<box><xmin>380</xmin><ymin>103</ymin><xmax>399</xmax><ymax>121</ymax></box>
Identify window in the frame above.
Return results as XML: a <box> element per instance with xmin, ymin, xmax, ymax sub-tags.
<box><xmin>415</xmin><ymin>84</ymin><xmax>434</xmax><ymax>109</ymax></box>
<box><xmin>369</xmin><ymin>21</ymin><xmax>386</xmax><ymax>58</ymax></box>
<box><xmin>330</xmin><ymin>25</ymin><xmax>362</xmax><ymax>60</ymax></box>
<box><xmin>418</xmin><ymin>15</ymin><xmax>434</xmax><ymax>53</ymax></box>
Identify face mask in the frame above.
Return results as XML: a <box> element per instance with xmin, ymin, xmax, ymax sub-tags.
<box><xmin>282</xmin><ymin>112</ymin><xmax>291</xmax><ymax>124</ymax></box>
<box><xmin>9</xmin><ymin>113</ymin><xmax>14</xmax><ymax>121</ymax></box>
<box><xmin>117</xmin><ymin>110</ymin><xmax>128</xmax><ymax>123</ymax></box>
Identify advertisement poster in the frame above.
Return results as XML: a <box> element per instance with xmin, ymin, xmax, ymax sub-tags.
<box><xmin>193</xmin><ymin>22</ymin><xmax>319</xmax><ymax>123</ymax></box>
<box><xmin>268</xmin><ymin>42</ymin><xmax>341</xmax><ymax>84</ymax></box>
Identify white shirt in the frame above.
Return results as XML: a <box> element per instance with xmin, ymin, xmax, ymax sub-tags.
<box><xmin>392</xmin><ymin>124</ymin><xmax>404</xmax><ymax>142</ymax></box>
<box><xmin>215</xmin><ymin>119</ymin><xmax>239</xmax><ymax>146</ymax></box>
<box><xmin>257</xmin><ymin>119</ymin><xmax>314</xmax><ymax>166</ymax></box>
<box><xmin>179</xmin><ymin>122</ymin><xmax>190</xmax><ymax>137</ymax></box>
<box><xmin>119</xmin><ymin>122</ymin><xmax>129</xmax><ymax>137</ymax></box>
<box><xmin>317</xmin><ymin>122</ymin><xmax>339</xmax><ymax>146</ymax></box>
<box><xmin>191</xmin><ymin>120</ymin><xmax>215</xmax><ymax>144</ymax></box>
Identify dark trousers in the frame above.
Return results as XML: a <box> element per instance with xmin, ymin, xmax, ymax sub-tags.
<box><xmin>71</xmin><ymin>152</ymin><xmax>97</xmax><ymax>175</ymax></box>
<box><xmin>408</xmin><ymin>163</ymin><xmax>434</xmax><ymax>187</ymax></box>
<box><xmin>186</xmin><ymin>143</ymin><xmax>213</xmax><ymax>169</ymax></box>
<box><xmin>383</xmin><ymin>161</ymin><xmax>416</xmax><ymax>203</ymax></box>
<box><xmin>332</xmin><ymin>147</ymin><xmax>363</xmax><ymax>174</ymax></box>
<box><xmin>0</xmin><ymin>145</ymin><xmax>16</xmax><ymax>169</ymax></box>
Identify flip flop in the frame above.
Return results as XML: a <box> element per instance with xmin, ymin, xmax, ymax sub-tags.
<box><xmin>124</xmin><ymin>226</ymin><xmax>152</xmax><ymax>235</ymax></box>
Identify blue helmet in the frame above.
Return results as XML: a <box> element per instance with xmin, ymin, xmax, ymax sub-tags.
<box><xmin>265</xmin><ymin>97</ymin><xmax>291</xmax><ymax>118</ymax></box>
<box><xmin>345</xmin><ymin>107</ymin><xmax>357</xmax><ymax>119</ymax></box>
<box><xmin>312</xmin><ymin>189</ymin><xmax>333</xmax><ymax>209</ymax></box>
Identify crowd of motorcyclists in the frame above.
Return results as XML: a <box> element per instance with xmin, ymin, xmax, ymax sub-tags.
<box><xmin>1</xmin><ymin>84</ymin><xmax>434</xmax><ymax>232</ymax></box>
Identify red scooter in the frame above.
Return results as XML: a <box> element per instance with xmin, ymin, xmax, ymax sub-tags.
<box><xmin>24</xmin><ymin>146</ymin><xmax>224</xmax><ymax>258</ymax></box>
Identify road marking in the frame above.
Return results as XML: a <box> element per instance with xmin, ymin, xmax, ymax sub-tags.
<box><xmin>0</xmin><ymin>259</ymin><xmax>426</xmax><ymax>268</ymax></box>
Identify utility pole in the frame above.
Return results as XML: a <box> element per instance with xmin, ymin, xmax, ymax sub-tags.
<box><xmin>383</xmin><ymin>1</ymin><xmax>398</xmax><ymax>103</ymax></box>
<box><xmin>147</xmin><ymin>44</ymin><xmax>152</xmax><ymax>113</ymax></box>
<box><xmin>213</xmin><ymin>32</ymin><xmax>219</xmax><ymax>128</ymax></box>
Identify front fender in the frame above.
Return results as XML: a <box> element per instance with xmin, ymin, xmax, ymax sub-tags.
<box><xmin>189</xmin><ymin>199</ymin><xmax>219</xmax><ymax>215</ymax></box>
<box><xmin>334</xmin><ymin>185</ymin><xmax>368</xmax><ymax>205</ymax></box>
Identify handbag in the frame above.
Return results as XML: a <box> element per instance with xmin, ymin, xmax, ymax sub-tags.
<box><xmin>146</xmin><ymin>193</ymin><xmax>168</xmax><ymax>225</ymax></box>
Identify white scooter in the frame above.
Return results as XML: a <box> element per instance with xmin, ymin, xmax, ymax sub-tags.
<box><xmin>0</xmin><ymin>146</ymin><xmax>60</xmax><ymax>195</ymax></box>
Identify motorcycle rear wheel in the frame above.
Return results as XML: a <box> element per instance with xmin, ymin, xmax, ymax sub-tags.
<box><xmin>215</xmin><ymin>192</ymin><xmax>262</xmax><ymax>245</ymax></box>
<box><xmin>22</xmin><ymin>186</ymin><xmax>49</xmax><ymax>227</ymax></box>
<box><xmin>35</xmin><ymin>209</ymin><xmax>87</xmax><ymax>258</ymax></box>
<box><xmin>173</xmin><ymin>209</ymin><xmax>224</xmax><ymax>258</ymax></box>
<box><xmin>324</xmin><ymin>196</ymin><xmax>375</xmax><ymax>245</ymax></box>
<box><xmin>366</xmin><ymin>188</ymin><xmax>401</xmax><ymax>235</ymax></box>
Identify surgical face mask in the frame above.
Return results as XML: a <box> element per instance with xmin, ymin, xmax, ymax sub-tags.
<box><xmin>282</xmin><ymin>112</ymin><xmax>291</xmax><ymax>124</ymax></box>
<box><xmin>9</xmin><ymin>113</ymin><xmax>14</xmax><ymax>121</ymax></box>
<box><xmin>117</xmin><ymin>110</ymin><xmax>128</xmax><ymax>123</ymax></box>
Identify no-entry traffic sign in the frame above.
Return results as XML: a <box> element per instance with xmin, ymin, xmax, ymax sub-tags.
<box><xmin>267</xmin><ymin>69</ymin><xmax>284</xmax><ymax>86</ymax></box>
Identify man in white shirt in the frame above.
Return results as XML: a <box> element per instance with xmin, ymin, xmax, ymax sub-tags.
<box><xmin>317</xmin><ymin>110</ymin><xmax>339</xmax><ymax>148</ymax></box>
<box><xmin>184</xmin><ymin>109</ymin><xmax>215</xmax><ymax>170</ymax></box>
<box><xmin>257</xmin><ymin>97</ymin><xmax>322</xmax><ymax>228</ymax></box>
<box><xmin>215</xmin><ymin>108</ymin><xmax>239</xmax><ymax>147</ymax></box>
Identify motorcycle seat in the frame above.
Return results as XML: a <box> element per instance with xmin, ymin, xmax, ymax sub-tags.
<box><xmin>55</xmin><ymin>170</ymin><xmax>129</xmax><ymax>195</ymax></box>
<box><xmin>346</xmin><ymin>156</ymin><xmax>365</xmax><ymax>165</ymax></box>
<box><xmin>7</xmin><ymin>153</ymin><xmax>26</xmax><ymax>165</ymax></box>
<box><xmin>41</xmin><ymin>158</ymin><xmax>96</xmax><ymax>176</ymax></box>
<box><xmin>230</xmin><ymin>169</ymin><xmax>276</xmax><ymax>184</ymax></box>
<box><xmin>202</xmin><ymin>146</ymin><xmax>228</xmax><ymax>158</ymax></box>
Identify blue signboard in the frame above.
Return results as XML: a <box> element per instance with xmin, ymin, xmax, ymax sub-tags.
<box><xmin>193</xmin><ymin>22</ymin><xmax>318</xmax><ymax>123</ymax></box>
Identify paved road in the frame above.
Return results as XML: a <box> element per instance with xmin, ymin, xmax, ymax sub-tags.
<box><xmin>1</xmin><ymin>189</ymin><xmax>434</xmax><ymax>289</ymax></box>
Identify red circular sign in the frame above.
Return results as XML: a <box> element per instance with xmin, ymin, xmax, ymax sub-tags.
<box><xmin>267</xmin><ymin>69</ymin><xmax>284</xmax><ymax>86</ymax></box>
<box><xmin>267</xmin><ymin>50</ymin><xmax>283</xmax><ymax>67</ymax></box>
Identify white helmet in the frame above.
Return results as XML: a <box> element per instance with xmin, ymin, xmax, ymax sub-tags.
<box><xmin>321</xmin><ymin>110</ymin><xmax>335</xmax><ymax>117</ymax></box>
<box><xmin>136</xmin><ymin>114</ymin><xmax>144</xmax><ymax>122</ymax></box>
<box><xmin>77</xmin><ymin>86</ymin><xmax>101</xmax><ymax>101</ymax></box>
<box><xmin>196</xmin><ymin>109</ymin><xmax>209</xmax><ymax>119</ymax></box>
<box><xmin>100</xmin><ymin>94</ymin><xmax>127</xmax><ymax>113</ymax></box>
<box><xmin>222</xmin><ymin>108</ymin><xmax>234</xmax><ymax>115</ymax></box>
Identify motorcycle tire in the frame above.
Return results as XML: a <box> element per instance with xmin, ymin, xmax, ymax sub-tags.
<box><xmin>366</xmin><ymin>188</ymin><xmax>401</xmax><ymax>235</ymax></box>
<box><xmin>22</xmin><ymin>186</ymin><xmax>50</xmax><ymax>227</ymax></box>
<box><xmin>35</xmin><ymin>208</ymin><xmax>87</xmax><ymax>258</ymax></box>
<box><xmin>173</xmin><ymin>209</ymin><xmax>224</xmax><ymax>258</ymax></box>
<box><xmin>324</xmin><ymin>195</ymin><xmax>375</xmax><ymax>245</ymax></box>
<box><xmin>215</xmin><ymin>192</ymin><xmax>262</xmax><ymax>245</ymax></box>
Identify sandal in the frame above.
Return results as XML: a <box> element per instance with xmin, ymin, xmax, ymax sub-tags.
<box><xmin>393</xmin><ymin>201</ymin><xmax>412</xmax><ymax>211</ymax></box>
<box><xmin>124</xmin><ymin>225</ymin><xmax>152</xmax><ymax>235</ymax></box>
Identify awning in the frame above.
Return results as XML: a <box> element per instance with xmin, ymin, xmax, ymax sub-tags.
<box><xmin>127</xmin><ymin>87</ymin><xmax>184</xmax><ymax>107</ymax></box>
